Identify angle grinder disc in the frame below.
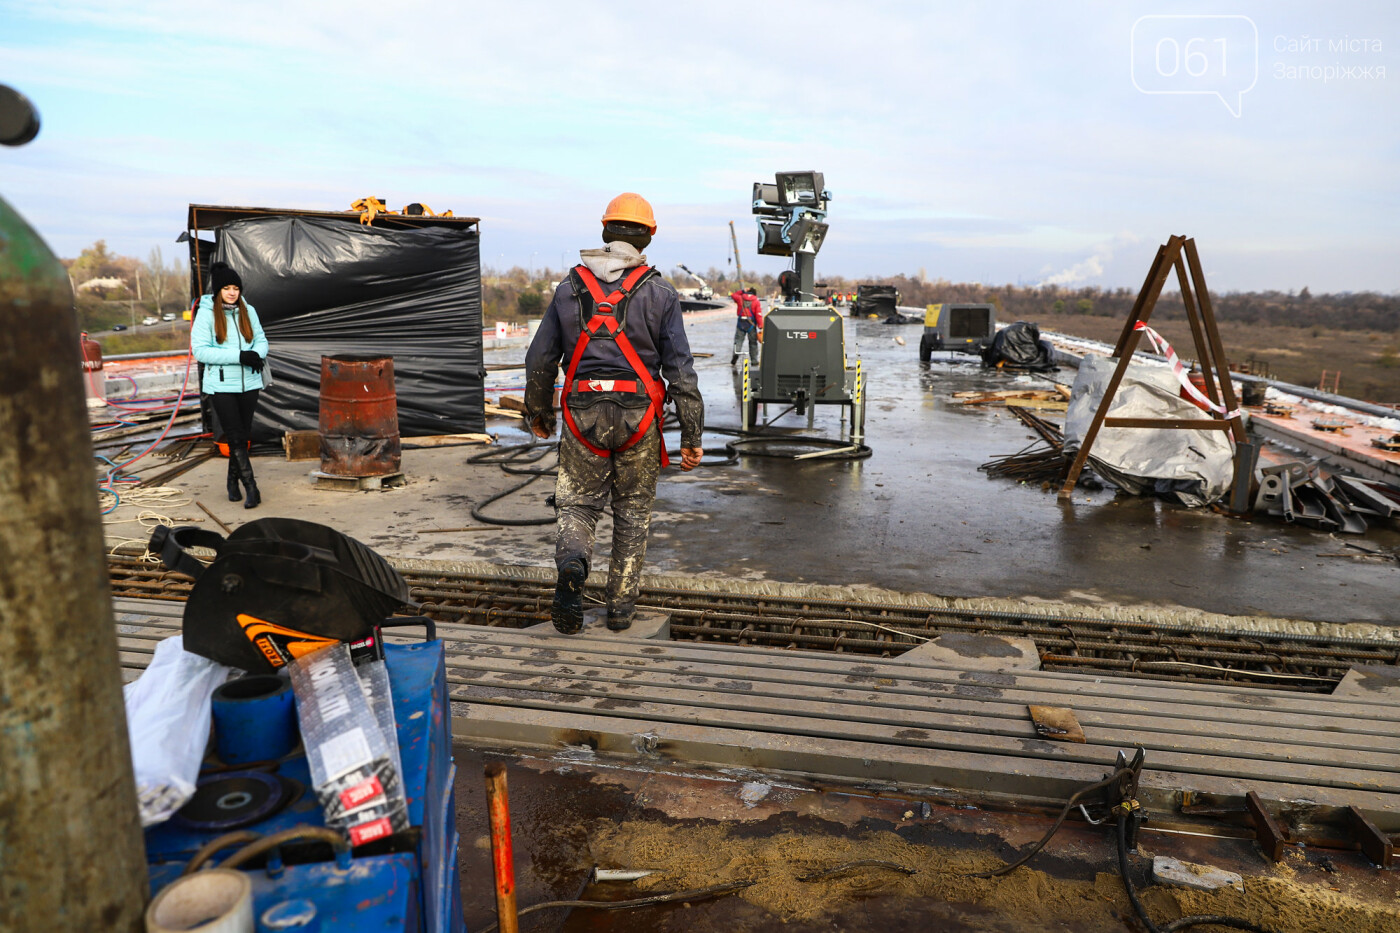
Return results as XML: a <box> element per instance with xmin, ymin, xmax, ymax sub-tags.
<box><xmin>173</xmin><ymin>770</ymin><xmax>290</xmax><ymax>832</ymax></box>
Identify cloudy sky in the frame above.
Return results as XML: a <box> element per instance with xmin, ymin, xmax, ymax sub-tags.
<box><xmin>2</xmin><ymin>1</ymin><xmax>1396</xmax><ymax>292</ymax></box>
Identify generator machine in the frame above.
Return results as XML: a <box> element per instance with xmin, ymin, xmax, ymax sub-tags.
<box><xmin>743</xmin><ymin>171</ymin><xmax>866</xmax><ymax>452</ymax></box>
<box><xmin>919</xmin><ymin>302</ymin><xmax>997</xmax><ymax>360</ymax></box>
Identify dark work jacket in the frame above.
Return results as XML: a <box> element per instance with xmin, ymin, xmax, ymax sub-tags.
<box><xmin>525</xmin><ymin>268</ymin><xmax>704</xmax><ymax>449</ymax></box>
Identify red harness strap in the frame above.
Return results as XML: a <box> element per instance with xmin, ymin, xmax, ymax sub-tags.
<box><xmin>561</xmin><ymin>265</ymin><xmax>670</xmax><ymax>467</ymax></box>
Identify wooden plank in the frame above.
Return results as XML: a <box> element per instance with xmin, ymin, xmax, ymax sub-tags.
<box><xmin>431</xmin><ymin>642</ymin><xmax>1400</xmax><ymax>751</ymax></box>
<box><xmin>110</xmin><ymin>618</ymin><xmax>1400</xmax><ymax>759</ymax></box>
<box><xmin>449</xmin><ymin>705</ymin><xmax>1400</xmax><ymax>821</ymax></box>
<box><xmin>112</xmin><ymin>597</ymin><xmax>184</xmax><ymax>617</ymax></box>
<box><xmin>432</xmin><ymin>627</ymin><xmax>1400</xmax><ymax>722</ymax></box>
<box><xmin>282</xmin><ymin>430</ymin><xmax>319</xmax><ymax>461</ymax></box>
<box><xmin>402</xmin><ymin>434</ymin><xmax>495</xmax><ymax>449</ymax></box>
<box><xmin>444</xmin><ymin>673</ymin><xmax>1400</xmax><ymax>789</ymax></box>
<box><xmin>434</xmin><ymin>631</ymin><xmax>1400</xmax><ymax>728</ymax></box>
<box><xmin>107</xmin><ymin>601</ymin><xmax>1400</xmax><ymax>723</ymax></box>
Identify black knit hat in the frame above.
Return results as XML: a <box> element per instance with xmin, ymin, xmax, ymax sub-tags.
<box><xmin>210</xmin><ymin>261</ymin><xmax>242</xmax><ymax>293</ymax></box>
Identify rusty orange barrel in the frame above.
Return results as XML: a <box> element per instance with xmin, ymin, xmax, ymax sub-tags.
<box><xmin>319</xmin><ymin>355</ymin><xmax>401</xmax><ymax>476</ymax></box>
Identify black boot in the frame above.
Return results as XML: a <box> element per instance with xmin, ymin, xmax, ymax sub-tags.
<box><xmin>551</xmin><ymin>558</ymin><xmax>587</xmax><ymax>634</ymax></box>
<box><xmin>730</xmin><ymin>353</ymin><xmax>738</xmax><ymax>366</ymax></box>
<box><xmin>231</xmin><ymin>447</ymin><xmax>260</xmax><ymax>509</ymax></box>
<box><xmin>606</xmin><ymin>603</ymin><xmax>634</xmax><ymax>632</ymax></box>
<box><xmin>226</xmin><ymin>455</ymin><xmax>241</xmax><ymax>502</ymax></box>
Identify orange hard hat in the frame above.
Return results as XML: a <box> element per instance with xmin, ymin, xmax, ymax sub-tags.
<box><xmin>601</xmin><ymin>192</ymin><xmax>656</xmax><ymax>235</ymax></box>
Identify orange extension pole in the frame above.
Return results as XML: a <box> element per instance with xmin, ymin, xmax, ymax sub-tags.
<box><xmin>484</xmin><ymin>763</ymin><xmax>519</xmax><ymax>933</ymax></box>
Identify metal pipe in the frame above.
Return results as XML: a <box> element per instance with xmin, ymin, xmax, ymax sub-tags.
<box><xmin>484</xmin><ymin>763</ymin><xmax>520</xmax><ymax>933</ymax></box>
<box><xmin>0</xmin><ymin>192</ymin><xmax>149</xmax><ymax>927</ymax></box>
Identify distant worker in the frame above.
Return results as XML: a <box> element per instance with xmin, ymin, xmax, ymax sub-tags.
<box><xmin>524</xmin><ymin>193</ymin><xmax>705</xmax><ymax>634</ymax></box>
<box><xmin>729</xmin><ymin>286</ymin><xmax>762</xmax><ymax>367</ymax></box>
<box><xmin>191</xmin><ymin>261</ymin><xmax>268</xmax><ymax>509</ymax></box>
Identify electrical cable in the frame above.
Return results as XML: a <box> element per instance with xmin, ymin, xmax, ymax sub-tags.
<box><xmin>724</xmin><ymin>435</ymin><xmax>872</xmax><ymax>461</ymax></box>
<box><xmin>464</xmin><ymin>408</ymin><xmax>868</xmax><ymax>526</ymax></box>
<box><xmin>1116</xmin><ymin>812</ymin><xmax>1275</xmax><ymax>933</ymax></box>
<box><xmin>473</xmin><ymin>880</ymin><xmax>756</xmax><ymax>933</ymax></box>
<box><xmin>797</xmin><ymin>860</ymin><xmax>918</xmax><ymax>882</ymax></box>
<box><xmin>700</xmin><ymin>421</ymin><xmax>872</xmax><ymax>462</ymax></box>
<box><xmin>960</xmin><ymin>770</ymin><xmax>1123</xmax><ymax>878</ymax></box>
<box><xmin>97</xmin><ymin>336</ymin><xmax>198</xmax><ymax>514</ymax></box>
<box><xmin>181</xmin><ymin>831</ymin><xmax>263</xmax><ymax>876</ymax></box>
<box><xmin>466</xmin><ymin>440</ymin><xmax>559</xmax><ymax>526</ymax></box>
<box><xmin>465</xmin><ymin>424</ymin><xmax>737</xmax><ymax>526</ymax></box>
<box><xmin>214</xmin><ymin>826</ymin><xmax>350</xmax><ymax>872</ymax></box>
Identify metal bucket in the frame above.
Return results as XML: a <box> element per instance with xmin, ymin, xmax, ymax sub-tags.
<box><xmin>319</xmin><ymin>355</ymin><xmax>401</xmax><ymax>476</ymax></box>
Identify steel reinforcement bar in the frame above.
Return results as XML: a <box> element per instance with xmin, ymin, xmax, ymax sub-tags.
<box><xmin>107</xmin><ymin>556</ymin><xmax>1399</xmax><ymax>692</ymax></box>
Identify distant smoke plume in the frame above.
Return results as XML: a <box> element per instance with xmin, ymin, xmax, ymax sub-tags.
<box><xmin>1038</xmin><ymin>235</ymin><xmax>1139</xmax><ymax>287</ymax></box>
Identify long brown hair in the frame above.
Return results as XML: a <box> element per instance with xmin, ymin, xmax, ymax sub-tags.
<box><xmin>212</xmin><ymin>294</ymin><xmax>254</xmax><ymax>345</ymax></box>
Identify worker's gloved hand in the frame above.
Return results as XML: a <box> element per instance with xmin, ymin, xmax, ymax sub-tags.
<box><xmin>239</xmin><ymin>350</ymin><xmax>264</xmax><ymax>372</ymax></box>
<box><xmin>679</xmin><ymin>446</ymin><xmax>703</xmax><ymax>472</ymax></box>
<box><xmin>530</xmin><ymin>413</ymin><xmax>555</xmax><ymax>439</ymax></box>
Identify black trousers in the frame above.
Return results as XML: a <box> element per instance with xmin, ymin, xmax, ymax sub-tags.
<box><xmin>209</xmin><ymin>390</ymin><xmax>260</xmax><ymax>447</ymax></box>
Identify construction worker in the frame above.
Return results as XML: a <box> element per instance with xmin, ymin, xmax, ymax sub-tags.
<box><xmin>729</xmin><ymin>286</ymin><xmax>761</xmax><ymax>366</ymax></box>
<box><xmin>524</xmin><ymin>193</ymin><xmax>705</xmax><ymax>634</ymax></box>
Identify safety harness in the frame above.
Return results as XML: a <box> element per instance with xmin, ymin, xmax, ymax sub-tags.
<box><xmin>561</xmin><ymin>263</ymin><xmax>670</xmax><ymax>467</ymax></box>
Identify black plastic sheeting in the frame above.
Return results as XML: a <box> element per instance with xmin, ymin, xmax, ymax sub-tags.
<box><xmin>852</xmin><ymin>284</ymin><xmax>898</xmax><ymax>318</ymax></box>
<box><xmin>981</xmin><ymin>321</ymin><xmax>1057</xmax><ymax>371</ymax></box>
<box><xmin>211</xmin><ymin>216</ymin><xmax>483</xmax><ymax>442</ymax></box>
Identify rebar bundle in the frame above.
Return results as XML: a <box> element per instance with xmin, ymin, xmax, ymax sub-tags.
<box><xmin>108</xmin><ymin>554</ymin><xmax>1400</xmax><ymax>692</ymax></box>
<box><xmin>980</xmin><ymin>405</ymin><xmax>1069</xmax><ymax>484</ymax></box>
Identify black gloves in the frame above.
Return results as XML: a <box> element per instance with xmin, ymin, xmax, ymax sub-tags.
<box><xmin>239</xmin><ymin>350</ymin><xmax>265</xmax><ymax>372</ymax></box>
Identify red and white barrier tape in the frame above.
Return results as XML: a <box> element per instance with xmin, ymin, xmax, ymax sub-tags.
<box><xmin>1132</xmin><ymin>322</ymin><xmax>1242</xmax><ymax>419</ymax></box>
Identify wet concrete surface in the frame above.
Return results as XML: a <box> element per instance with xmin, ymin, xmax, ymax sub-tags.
<box><xmin>129</xmin><ymin>309</ymin><xmax>1399</xmax><ymax>629</ymax></box>
<box><xmin>451</xmin><ymin>746</ymin><xmax>1400</xmax><ymax>932</ymax></box>
<box><xmin>650</xmin><ymin>313</ymin><xmax>1399</xmax><ymax>626</ymax></box>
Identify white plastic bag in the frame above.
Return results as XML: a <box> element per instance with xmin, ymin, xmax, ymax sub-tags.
<box><xmin>123</xmin><ymin>635</ymin><xmax>231</xmax><ymax>826</ymax></box>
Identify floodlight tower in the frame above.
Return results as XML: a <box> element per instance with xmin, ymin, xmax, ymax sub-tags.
<box><xmin>753</xmin><ymin>171</ymin><xmax>830</xmax><ymax>301</ymax></box>
<box><xmin>744</xmin><ymin>171</ymin><xmax>864</xmax><ymax>448</ymax></box>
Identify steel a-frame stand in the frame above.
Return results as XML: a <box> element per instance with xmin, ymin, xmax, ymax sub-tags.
<box><xmin>1058</xmin><ymin>236</ymin><xmax>1249</xmax><ymax>502</ymax></box>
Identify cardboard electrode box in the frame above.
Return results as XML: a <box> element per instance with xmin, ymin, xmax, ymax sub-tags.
<box><xmin>289</xmin><ymin>643</ymin><xmax>408</xmax><ymax>845</ymax></box>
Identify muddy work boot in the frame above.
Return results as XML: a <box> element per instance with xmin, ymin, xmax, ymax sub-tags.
<box><xmin>226</xmin><ymin>455</ymin><xmax>241</xmax><ymax>502</ymax></box>
<box><xmin>730</xmin><ymin>352</ymin><xmax>738</xmax><ymax>367</ymax></box>
<box><xmin>552</xmin><ymin>558</ymin><xmax>588</xmax><ymax>634</ymax></box>
<box><xmin>605</xmin><ymin>605</ymin><xmax>634</xmax><ymax>632</ymax></box>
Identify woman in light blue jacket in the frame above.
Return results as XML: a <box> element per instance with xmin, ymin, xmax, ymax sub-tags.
<box><xmin>191</xmin><ymin>261</ymin><xmax>268</xmax><ymax>508</ymax></box>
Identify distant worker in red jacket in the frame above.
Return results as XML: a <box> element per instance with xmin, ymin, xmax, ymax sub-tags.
<box><xmin>729</xmin><ymin>287</ymin><xmax>762</xmax><ymax>367</ymax></box>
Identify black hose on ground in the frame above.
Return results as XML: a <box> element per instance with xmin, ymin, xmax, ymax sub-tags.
<box><xmin>466</xmin><ymin>441</ymin><xmax>558</xmax><ymax>526</ymax></box>
<box><xmin>700</xmin><ymin>422</ymin><xmax>873</xmax><ymax>462</ymax></box>
<box><xmin>465</xmin><ymin>416</ymin><xmax>867</xmax><ymax>526</ymax></box>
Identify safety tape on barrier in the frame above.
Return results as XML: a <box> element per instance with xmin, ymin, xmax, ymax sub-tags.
<box><xmin>1132</xmin><ymin>322</ymin><xmax>1242</xmax><ymax>420</ymax></box>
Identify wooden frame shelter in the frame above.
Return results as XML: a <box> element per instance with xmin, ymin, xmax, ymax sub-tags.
<box><xmin>1058</xmin><ymin>236</ymin><xmax>1248</xmax><ymax>501</ymax></box>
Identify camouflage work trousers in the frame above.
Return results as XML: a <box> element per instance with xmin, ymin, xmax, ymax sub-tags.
<box><xmin>554</xmin><ymin>421</ymin><xmax>662</xmax><ymax>615</ymax></box>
